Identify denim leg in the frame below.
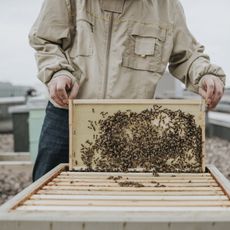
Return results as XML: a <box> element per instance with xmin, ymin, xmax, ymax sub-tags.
<box><xmin>32</xmin><ymin>102</ymin><xmax>69</xmax><ymax>181</ymax></box>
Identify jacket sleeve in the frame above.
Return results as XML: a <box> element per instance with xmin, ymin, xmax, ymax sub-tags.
<box><xmin>168</xmin><ymin>0</ymin><xmax>226</xmax><ymax>93</ymax></box>
<box><xmin>29</xmin><ymin>0</ymin><xmax>77</xmax><ymax>84</ymax></box>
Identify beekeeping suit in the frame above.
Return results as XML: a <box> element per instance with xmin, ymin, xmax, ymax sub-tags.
<box><xmin>29</xmin><ymin>0</ymin><xmax>225</xmax><ymax>106</ymax></box>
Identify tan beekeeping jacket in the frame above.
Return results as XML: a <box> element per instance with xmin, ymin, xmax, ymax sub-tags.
<box><xmin>29</xmin><ymin>0</ymin><xmax>225</xmax><ymax>107</ymax></box>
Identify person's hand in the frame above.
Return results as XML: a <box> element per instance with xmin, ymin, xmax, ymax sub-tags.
<box><xmin>198</xmin><ymin>75</ymin><xmax>224</xmax><ymax>109</ymax></box>
<box><xmin>47</xmin><ymin>75</ymin><xmax>79</xmax><ymax>107</ymax></box>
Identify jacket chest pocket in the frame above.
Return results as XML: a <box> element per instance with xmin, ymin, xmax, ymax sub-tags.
<box><xmin>69</xmin><ymin>18</ymin><xmax>94</xmax><ymax>58</ymax></box>
<box><xmin>122</xmin><ymin>24</ymin><xmax>166</xmax><ymax>72</ymax></box>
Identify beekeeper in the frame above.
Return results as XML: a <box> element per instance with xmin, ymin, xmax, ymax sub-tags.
<box><xmin>29</xmin><ymin>0</ymin><xmax>226</xmax><ymax>180</ymax></box>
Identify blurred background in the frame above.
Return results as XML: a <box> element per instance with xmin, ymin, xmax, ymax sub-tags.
<box><xmin>0</xmin><ymin>0</ymin><xmax>229</xmax><ymax>205</ymax></box>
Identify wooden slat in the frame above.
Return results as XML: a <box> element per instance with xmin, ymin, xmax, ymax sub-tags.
<box><xmin>47</xmin><ymin>181</ymin><xmax>218</xmax><ymax>187</ymax></box>
<box><xmin>55</xmin><ymin>176</ymin><xmax>216</xmax><ymax>183</ymax></box>
<box><xmin>200</xmin><ymin>99</ymin><xmax>206</xmax><ymax>172</ymax></box>
<box><xmin>69</xmin><ymin>99</ymin><xmax>74</xmax><ymax>170</ymax></box>
<box><xmin>30</xmin><ymin>194</ymin><xmax>229</xmax><ymax>201</ymax></box>
<box><xmin>56</xmin><ymin>176</ymin><xmax>214</xmax><ymax>181</ymax></box>
<box><xmin>72</xmin><ymin>99</ymin><xmax>204</xmax><ymax>105</ymax></box>
<box><xmin>23</xmin><ymin>199</ymin><xmax>230</xmax><ymax>207</ymax></box>
<box><xmin>42</xmin><ymin>185</ymin><xmax>222</xmax><ymax>191</ymax></box>
<box><xmin>54</xmin><ymin>177</ymin><xmax>216</xmax><ymax>183</ymax></box>
<box><xmin>15</xmin><ymin>205</ymin><xmax>230</xmax><ymax>212</ymax></box>
<box><xmin>58</xmin><ymin>177</ymin><xmax>214</xmax><ymax>181</ymax></box>
<box><xmin>37</xmin><ymin>190</ymin><xmax>225</xmax><ymax>196</ymax></box>
<box><xmin>60</xmin><ymin>172</ymin><xmax>212</xmax><ymax>177</ymax></box>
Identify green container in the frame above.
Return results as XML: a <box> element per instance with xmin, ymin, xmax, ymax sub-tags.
<box><xmin>12</xmin><ymin>111</ymin><xmax>29</xmax><ymax>152</ymax></box>
<box><xmin>29</xmin><ymin>108</ymin><xmax>45</xmax><ymax>162</ymax></box>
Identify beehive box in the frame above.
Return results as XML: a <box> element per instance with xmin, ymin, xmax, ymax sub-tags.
<box><xmin>1</xmin><ymin>99</ymin><xmax>230</xmax><ymax>230</ymax></box>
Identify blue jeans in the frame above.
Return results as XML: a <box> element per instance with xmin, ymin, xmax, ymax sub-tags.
<box><xmin>32</xmin><ymin>102</ymin><xmax>69</xmax><ymax>181</ymax></box>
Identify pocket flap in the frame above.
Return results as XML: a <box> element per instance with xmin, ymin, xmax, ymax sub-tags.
<box><xmin>135</xmin><ymin>37</ymin><xmax>156</xmax><ymax>56</ymax></box>
<box><xmin>131</xmin><ymin>24</ymin><xmax>166</xmax><ymax>41</ymax></box>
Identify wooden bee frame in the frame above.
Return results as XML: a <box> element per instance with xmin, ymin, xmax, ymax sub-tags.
<box><xmin>69</xmin><ymin>99</ymin><xmax>206</xmax><ymax>172</ymax></box>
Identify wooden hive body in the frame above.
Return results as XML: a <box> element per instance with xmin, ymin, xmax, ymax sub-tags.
<box><xmin>1</xmin><ymin>99</ymin><xmax>230</xmax><ymax>229</ymax></box>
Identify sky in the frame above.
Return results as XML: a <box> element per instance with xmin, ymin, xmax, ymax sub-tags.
<box><xmin>0</xmin><ymin>0</ymin><xmax>229</xmax><ymax>89</ymax></box>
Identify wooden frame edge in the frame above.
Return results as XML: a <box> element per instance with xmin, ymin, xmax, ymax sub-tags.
<box><xmin>72</xmin><ymin>99</ymin><xmax>203</xmax><ymax>105</ymax></box>
<box><xmin>207</xmin><ymin>164</ymin><xmax>230</xmax><ymax>199</ymax></box>
<box><xmin>201</xmin><ymin>100</ymin><xmax>206</xmax><ymax>172</ymax></box>
<box><xmin>0</xmin><ymin>164</ymin><xmax>68</xmax><ymax>213</ymax></box>
<box><xmin>1</xmin><ymin>209</ymin><xmax>230</xmax><ymax>222</ymax></box>
<box><xmin>69</xmin><ymin>99</ymin><xmax>74</xmax><ymax>170</ymax></box>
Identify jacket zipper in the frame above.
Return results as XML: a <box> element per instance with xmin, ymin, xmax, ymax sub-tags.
<box><xmin>103</xmin><ymin>13</ymin><xmax>114</xmax><ymax>99</ymax></box>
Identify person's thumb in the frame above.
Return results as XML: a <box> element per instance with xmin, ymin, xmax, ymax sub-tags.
<box><xmin>68</xmin><ymin>82</ymin><xmax>79</xmax><ymax>100</ymax></box>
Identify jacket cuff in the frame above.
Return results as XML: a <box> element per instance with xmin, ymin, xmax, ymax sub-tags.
<box><xmin>52</xmin><ymin>70</ymin><xmax>78</xmax><ymax>84</ymax></box>
<box><xmin>187</xmin><ymin>57</ymin><xmax>226</xmax><ymax>93</ymax></box>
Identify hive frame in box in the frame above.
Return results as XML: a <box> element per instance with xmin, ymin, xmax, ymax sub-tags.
<box><xmin>69</xmin><ymin>99</ymin><xmax>206</xmax><ymax>172</ymax></box>
<box><xmin>1</xmin><ymin>164</ymin><xmax>230</xmax><ymax>229</ymax></box>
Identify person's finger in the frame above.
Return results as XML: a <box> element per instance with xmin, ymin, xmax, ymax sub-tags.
<box><xmin>56</xmin><ymin>79</ymin><xmax>69</xmax><ymax>104</ymax></box>
<box><xmin>201</xmin><ymin>77</ymin><xmax>215</xmax><ymax>105</ymax></box>
<box><xmin>68</xmin><ymin>82</ymin><xmax>79</xmax><ymax>100</ymax></box>
<box><xmin>214</xmin><ymin>78</ymin><xmax>224</xmax><ymax>98</ymax></box>
<box><xmin>56</xmin><ymin>81</ymin><xmax>68</xmax><ymax>100</ymax></box>
<box><xmin>198</xmin><ymin>87</ymin><xmax>211</xmax><ymax>110</ymax></box>
<box><xmin>48</xmin><ymin>82</ymin><xmax>65</xmax><ymax>106</ymax></box>
<box><xmin>198</xmin><ymin>87</ymin><xmax>207</xmax><ymax>100</ymax></box>
<box><xmin>209</xmin><ymin>78</ymin><xmax>224</xmax><ymax>109</ymax></box>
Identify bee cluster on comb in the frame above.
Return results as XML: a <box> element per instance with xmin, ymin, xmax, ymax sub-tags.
<box><xmin>79</xmin><ymin>105</ymin><xmax>203</xmax><ymax>173</ymax></box>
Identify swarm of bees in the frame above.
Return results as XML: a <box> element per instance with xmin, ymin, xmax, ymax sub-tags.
<box><xmin>107</xmin><ymin>176</ymin><xmax>144</xmax><ymax>187</ymax></box>
<box><xmin>80</xmin><ymin>105</ymin><xmax>203</xmax><ymax>173</ymax></box>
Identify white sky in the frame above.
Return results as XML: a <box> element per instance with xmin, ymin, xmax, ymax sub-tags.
<box><xmin>0</xmin><ymin>0</ymin><xmax>229</xmax><ymax>88</ymax></box>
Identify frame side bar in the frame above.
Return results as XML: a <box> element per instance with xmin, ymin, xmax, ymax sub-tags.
<box><xmin>207</xmin><ymin>164</ymin><xmax>230</xmax><ymax>200</ymax></box>
<box><xmin>201</xmin><ymin>100</ymin><xmax>206</xmax><ymax>172</ymax></box>
<box><xmin>69</xmin><ymin>99</ymin><xmax>74</xmax><ymax>170</ymax></box>
<box><xmin>0</xmin><ymin>164</ymin><xmax>67</xmax><ymax>213</ymax></box>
